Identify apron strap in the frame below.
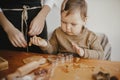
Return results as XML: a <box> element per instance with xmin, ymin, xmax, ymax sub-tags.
<box><xmin>2</xmin><ymin>5</ymin><xmax>41</xmax><ymax>52</ymax></box>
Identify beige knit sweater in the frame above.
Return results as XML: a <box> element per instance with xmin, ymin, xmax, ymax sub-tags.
<box><xmin>41</xmin><ymin>27</ymin><xmax>104</xmax><ymax>60</ymax></box>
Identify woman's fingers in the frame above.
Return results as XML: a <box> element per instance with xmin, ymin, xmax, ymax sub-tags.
<box><xmin>10</xmin><ymin>34</ymin><xmax>27</xmax><ymax>48</ymax></box>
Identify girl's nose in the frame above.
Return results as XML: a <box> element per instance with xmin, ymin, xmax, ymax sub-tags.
<box><xmin>66</xmin><ymin>24</ymin><xmax>71</xmax><ymax>30</ymax></box>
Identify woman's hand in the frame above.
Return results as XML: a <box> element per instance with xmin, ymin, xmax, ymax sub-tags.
<box><xmin>71</xmin><ymin>42</ymin><xmax>84</xmax><ymax>57</ymax></box>
<box><xmin>28</xmin><ymin>5</ymin><xmax>51</xmax><ymax>36</ymax></box>
<box><xmin>29</xmin><ymin>36</ymin><xmax>47</xmax><ymax>47</ymax></box>
<box><xmin>28</xmin><ymin>14</ymin><xmax>45</xmax><ymax>36</ymax></box>
<box><xmin>0</xmin><ymin>12</ymin><xmax>27</xmax><ymax>48</ymax></box>
<box><xmin>6</xmin><ymin>25</ymin><xmax>27</xmax><ymax>48</ymax></box>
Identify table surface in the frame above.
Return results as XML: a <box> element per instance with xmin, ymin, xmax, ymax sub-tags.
<box><xmin>0</xmin><ymin>50</ymin><xmax>120</xmax><ymax>80</ymax></box>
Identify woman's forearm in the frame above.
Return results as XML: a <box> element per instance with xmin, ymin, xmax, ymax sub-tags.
<box><xmin>0</xmin><ymin>12</ymin><xmax>14</xmax><ymax>32</ymax></box>
<box><xmin>0</xmin><ymin>12</ymin><xmax>8</xmax><ymax>28</ymax></box>
<box><xmin>36</xmin><ymin>5</ymin><xmax>51</xmax><ymax>20</ymax></box>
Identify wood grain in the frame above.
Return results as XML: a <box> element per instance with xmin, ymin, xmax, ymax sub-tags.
<box><xmin>0</xmin><ymin>50</ymin><xmax>120</xmax><ymax>80</ymax></box>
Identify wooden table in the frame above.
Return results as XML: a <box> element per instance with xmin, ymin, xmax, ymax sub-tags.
<box><xmin>0</xmin><ymin>50</ymin><xmax>120</xmax><ymax>80</ymax></box>
<box><xmin>0</xmin><ymin>50</ymin><xmax>48</xmax><ymax>79</ymax></box>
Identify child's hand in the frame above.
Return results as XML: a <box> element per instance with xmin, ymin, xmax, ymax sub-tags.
<box><xmin>71</xmin><ymin>42</ymin><xmax>84</xmax><ymax>57</ymax></box>
<box><xmin>29</xmin><ymin>36</ymin><xmax>47</xmax><ymax>47</ymax></box>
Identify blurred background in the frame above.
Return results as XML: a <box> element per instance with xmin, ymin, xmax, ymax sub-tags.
<box><xmin>46</xmin><ymin>0</ymin><xmax>120</xmax><ymax>61</ymax></box>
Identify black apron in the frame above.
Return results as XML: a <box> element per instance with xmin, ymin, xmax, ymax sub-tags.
<box><xmin>0</xmin><ymin>0</ymin><xmax>48</xmax><ymax>53</ymax></box>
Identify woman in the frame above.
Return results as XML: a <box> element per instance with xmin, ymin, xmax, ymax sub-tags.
<box><xmin>0</xmin><ymin>0</ymin><xmax>63</xmax><ymax>53</ymax></box>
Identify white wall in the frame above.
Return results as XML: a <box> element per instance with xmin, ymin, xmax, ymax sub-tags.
<box><xmin>46</xmin><ymin>0</ymin><xmax>120</xmax><ymax>61</ymax></box>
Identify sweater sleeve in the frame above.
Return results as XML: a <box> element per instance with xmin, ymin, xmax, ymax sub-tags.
<box><xmin>40</xmin><ymin>30</ymin><xmax>59</xmax><ymax>54</ymax></box>
<box><xmin>83</xmin><ymin>34</ymin><xmax>104</xmax><ymax>60</ymax></box>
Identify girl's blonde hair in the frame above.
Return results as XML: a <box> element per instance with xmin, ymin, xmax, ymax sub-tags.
<box><xmin>61</xmin><ymin>0</ymin><xmax>87</xmax><ymax>21</ymax></box>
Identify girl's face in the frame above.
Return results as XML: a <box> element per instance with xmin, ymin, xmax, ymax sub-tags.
<box><xmin>61</xmin><ymin>11</ymin><xmax>85</xmax><ymax>35</ymax></box>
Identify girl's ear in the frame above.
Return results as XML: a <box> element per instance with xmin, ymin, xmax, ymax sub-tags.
<box><xmin>83</xmin><ymin>17</ymin><xmax>87</xmax><ymax>25</ymax></box>
<box><xmin>85</xmin><ymin>17</ymin><xmax>87</xmax><ymax>21</ymax></box>
<box><xmin>61</xmin><ymin>0</ymin><xmax>68</xmax><ymax>11</ymax></box>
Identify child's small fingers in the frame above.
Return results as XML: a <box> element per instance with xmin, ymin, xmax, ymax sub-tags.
<box><xmin>37</xmin><ymin>38</ymin><xmax>41</xmax><ymax>45</ymax></box>
<box><xmin>71</xmin><ymin>42</ymin><xmax>75</xmax><ymax>46</ymax></box>
<box><xmin>72</xmin><ymin>43</ymin><xmax>81</xmax><ymax>54</ymax></box>
<box><xmin>72</xmin><ymin>44</ymin><xmax>75</xmax><ymax>50</ymax></box>
<box><xmin>29</xmin><ymin>38</ymin><xmax>32</xmax><ymax>46</ymax></box>
<box><xmin>29</xmin><ymin>42</ymin><xmax>32</xmax><ymax>46</ymax></box>
<box><xmin>77</xmin><ymin>48</ymin><xmax>81</xmax><ymax>54</ymax></box>
<box><xmin>33</xmin><ymin>36</ymin><xmax>36</xmax><ymax>39</ymax></box>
